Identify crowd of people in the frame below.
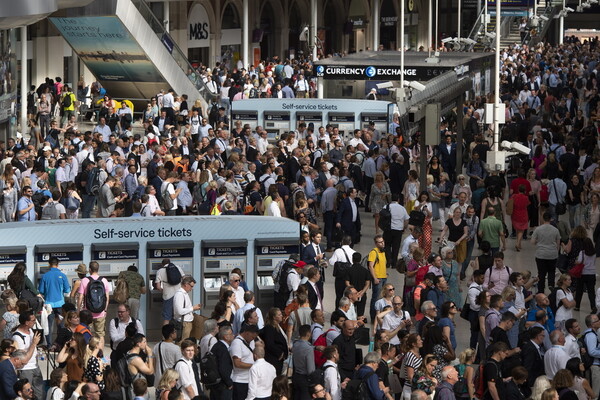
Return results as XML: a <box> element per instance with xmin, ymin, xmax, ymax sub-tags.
<box><xmin>1</xmin><ymin>32</ymin><xmax>600</xmax><ymax>400</ymax></box>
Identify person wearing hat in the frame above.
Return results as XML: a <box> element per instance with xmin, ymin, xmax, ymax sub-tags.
<box><xmin>286</xmin><ymin>261</ymin><xmax>307</xmax><ymax>305</ymax></box>
<box><xmin>68</xmin><ymin>263</ymin><xmax>87</xmax><ymax>303</ymax></box>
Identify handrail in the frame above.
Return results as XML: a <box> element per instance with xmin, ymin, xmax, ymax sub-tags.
<box><xmin>526</xmin><ymin>5</ymin><xmax>557</xmax><ymax>46</ymax></box>
<box><xmin>466</xmin><ymin>7</ymin><xmax>486</xmax><ymax>43</ymax></box>
<box><xmin>129</xmin><ymin>0</ymin><xmax>215</xmax><ymax>104</ymax></box>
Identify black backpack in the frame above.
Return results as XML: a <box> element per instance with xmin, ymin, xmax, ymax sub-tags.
<box><xmin>116</xmin><ymin>353</ymin><xmax>139</xmax><ymax>387</ymax></box>
<box><xmin>164</xmin><ymin>263</ymin><xmax>182</xmax><ymax>285</ymax></box>
<box><xmin>578</xmin><ymin>330</ymin><xmax>596</xmax><ymax>369</ymax></box>
<box><xmin>342</xmin><ymin>370</ymin><xmax>376</xmax><ymax>400</ymax></box>
<box><xmin>85</xmin><ymin>276</ymin><xmax>107</xmax><ymax>314</ymax></box>
<box><xmin>409</xmin><ymin>210</ymin><xmax>425</xmax><ymax>227</ymax></box>
<box><xmin>31</xmin><ymin>191</ymin><xmax>48</xmax><ymax>219</ymax></box>
<box><xmin>62</xmin><ymin>93</ymin><xmax>72</xmax><ymax>108</ymax></box>
<box><xmin>548</xmin><ymin>287</ymin><xmax>563</xmax><ymax>316</ymax></box>
<box><xmin>378</xmin><ymin>204</ymin><xmax>392</xmax><ymax>232</ymax></box>
<box><xmin>276</xmin><ymin>261</ymin><xmax>295</xmax><ymax>297</ymax></box>
<box><xmin>576</xmin><ymin>77</ymin><xmax>584</xmax><ymax>89</ymax></box>
<box><xmin>86</xmin><ymin>167</ymin><xmax>101</xmax><ymax>196</ymax></box>
<box><xmin>20</xmin><ymin>288</ymin><xmax>44</xmax><ymax>314</ymax></box>
<box><xmin>307</xmin><ymin>364</ymin><xmax>335</xmax><ymax>386</ymax></box>
<box><xmin>200</xmin><ymin>351</ymin><xmax>221</xmax><ymax>386</ymax></box>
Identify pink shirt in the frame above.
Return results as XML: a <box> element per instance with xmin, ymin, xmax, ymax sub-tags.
<box><xmin>78</xmin><ymin>275</ymin><xmax>110</xmax><ymax>318</ymax></box>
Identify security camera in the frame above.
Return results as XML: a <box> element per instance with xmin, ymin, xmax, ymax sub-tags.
<box><xmin>485</xmin><ymin>32</ymin><xmax>496</xmax><ymax>39</ymax></box>
<box><xmin>501</xmin><ymin>140</ymin><xmax>531</xmax><ymax>155</ymax></box>
<box><xmin>299</xmin><ymin>26</ymin><xmax>309</xmax><ymax>41</ymax></box>
<box><xmin>539</xmin><ymin>14</ymin><xmax>549</xmax><ymax>21</ymax></box>
<box><xmin>404</xmin><ymin>81</ymin><xmax>427</xmax><ymax>91</ymax></box>
<box><xmin>565</xmin><ymin>7</ymin><xmax>575</xmax><ymax>12</ymax></box>
<box><xmin>376</xmin><ymin>81</ymin><xmax>394</xmax><ymax>89</ymax></box>
<box><xmin>441</xmin><ymin>37</ymin><xmax>455</xmax><ymax>44</ymax></box>
<box><xmin>590</xmin><ymin>0</ymin><xmax>598</xmax><ymax>4</ymax></box>
<box><xmin>461</xmin><ymin>38</ymin><xmax>477</xmax><ymax>45</ymax></box>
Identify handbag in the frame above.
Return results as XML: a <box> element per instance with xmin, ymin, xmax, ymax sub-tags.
<box><xmin>333</xmin><ymin>249</ymin><xmax>352</xmax><ymax>278</ymax></box>
<box><xmin>66</xmin><ymin>196</ymin><xmax>81</xmax><ymax>211</ymax></box>
<box><xmin>505</xmin><ymin>197</ymin><xmax>514</xmax><ymax>216</ymax></box>
<box><xmin>569</xmin><ymin>263</ymin><xmax>584</xmax><ymax>278</ymax></box>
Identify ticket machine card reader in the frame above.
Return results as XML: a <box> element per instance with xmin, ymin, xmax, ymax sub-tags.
<box><xmin>328</xmin><ymin>113</ymin><xmax>356</xmax><ymax>143</ymax></box>
<box><xmin>264</xmin><ymin>111</ymin><xmax>291</xmax><ymax>142</ymax></box>
<box><xmin>361</xmin><ymin>113</ymin><xmax>388</xmax><ymax>134</ymax></box>
<box><xmin>254</xmin><ymin>241</ymin><xmax>299</xmax><ymax>311</ymax></box>
<box><xmin>201</xmin><ymin>240</ymin><xmax>247</xmax><ymax>311</ymax></box>
<box><xmin>232</xmin><ymin>111</ymin><xmax>258</xmax><ymax>133</ymax></box>
<box><xmin>34</xmin><ymin>245</ymin><xmax>84</xmax><ymax>286</ymax></box>
<box><xmin>0</xmin><ymin>247</ymin><xmax>26</xmax><ymax>292</ymax></box>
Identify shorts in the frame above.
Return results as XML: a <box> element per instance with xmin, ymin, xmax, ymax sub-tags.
<box><xmin>162</xmin><ymin>296</ymin><xmax>174</xmax><ymax>321</ymax></box>
<box><xmin>91</xmin><ymin>317</ymin><xmax>106</xmax><ymax>337</ymax></box>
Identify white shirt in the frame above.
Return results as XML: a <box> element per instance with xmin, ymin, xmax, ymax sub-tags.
<box><xmin>287</xmin><ymin>270</ymin><xmax>301</xmax><ymax>304</ymax></box>
<box><xmin>109</xmin><ymin>317</ymin><xmax>144</xmax><ymax>349</ymax></box>
<box><xmin>199</xmin><ymin>334</ymin><xmax>217</xmax><ymax>358</ymax></box>
<box><xmin>246</xmin><ymin>358</ymin><xmax>276</xmax><ymax>400</ymax></box>
<box><xmin>233</xmin><ymin>302</ymin><xmax>265</xmax><ymax>335</ymax></box>
<box><xmin>323</xmin><ymin>360</ymin><xmax>342</xmax><ymax>400</ymax></box>
<box><xmin>230</xmin><ymin>335</ymin><xmax>256</xmax><ymax>383</ymax></box>
<box><xmin>173</xmin><ymin>288</ymin><xmax>194</xmax><ymax>322</ymax></box>
<box><xmin>175</xmin><ymin>357</ymin><xmax>197</xmax><ymax>400</ymax></box>
<box><xmin>328</xmin><ymin>245</ymin><xmax>356</xmax><ymax>266</ymax></box>
<box><xmin>381</xmin><ymin>310</ymin><xmax>410</xmax><ymax>345</ymax></box>
<box><xmin>564</xmin><ymin>333</ymin><xmax>580</xmax><ymax>359</ymax></box>
<box><xmin>232</xmin><ymin>285</ymin><xmax>246</xmax><ymax>309</ymax></box>
<box><xmin>544</xmin><ymin>345</ymin><xmax>570</xmax><ymax>379</ymax></box>
<box><xmin>268</xmin><ymin>201</ymin><xmax>281</xmax><ymax>217</ymax></box>
<box><xmin>389</xmin><ymin>202</ymin><xmax>410</xmax><ymax>231</ymax></box>
<box><xmin>311</xmin><ymin>323</ymin><xmax>324</xmax><ymax>343</ymax></box>
<box><xmin>13</xmin><ymin>328</ymin><xmax>36</xmax><ymax>370</ymax></box>
<box><xmin>161</xmin><ymin>181</ymin><xmax>178</xmax><ymax>210</ymax></box>
<box><xmin>162</xmin><ymin>92</ymin><xmax>175</xmax><ymax>108</ymax></box>
<box><xmin>309</xmin><ymin>280</ymin><xmax>323</xmax><ymax>310</ymax></box>
<box><xmin>199</xmin><ymin>124</ymin><xmax>212</xmax><ymax>138</ymax></box>
<box><xmin>153</xmin><ymin>340</ymin><xmax>182</xmax><ymax>383</ymax></box>
<box><xmin>257</xmin><ymin>137</ymin><xmax>269</xmax><ymax>155</ymax></box>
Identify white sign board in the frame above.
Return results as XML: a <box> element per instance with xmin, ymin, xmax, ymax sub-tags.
<box><xmin>188</xmin><ymin>4</ymin><xmax>210</xmax><ymax>48</ymax></box>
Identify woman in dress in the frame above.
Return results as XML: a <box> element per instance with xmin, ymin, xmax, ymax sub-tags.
<box><xmin>375</xmin><ymin>282</ymin><xmax>396</xmax><ymax>316</ymax></box>
<box><xmin>441</xmin><ymin>247</ymin><xmax>461</xmax><ymax>307</ymax></box>
<box><xmin>0</xmin><ymin>297</ymin><xmax>19</xmax><ymax>339</ymax></box>
<box><xmin>1</xmin><ymin>178</ymin><xmax>17</xmax><ymax>222</ymax></box>
<box><xmin>370</xmin><ymin>171</ymin><xmax>391</xmax><ymax>235</ymax></box>
<box><xmin>527</xmin><ymin>168</ymin><xmax>542</xmax><ymax>232</ymax></box>
<box><xmin>415</xmin><ymin>191</ymin><xmax>433</xmax><ymax>259</ymax></box>
<box><xmin>553</xmin><ymin>370</ymin><xmax>579</xmax><ymax>400</ymax></box>
<box><xmin>57</xmin><ymin>332</ymin><xmax>86</xmax><ymax>382</ymax></box>
<box><xmin>438</xmin><ymin>172</ymin><xmax>453</xmax><ymax>230</ymax></box>
<box><xmin>457</xmin><ymin>348</ymin><xmax>477</xmax><ymax>400</ymax></box>
<box><xmin>586</xmin><ymin>167</ymin><xmax>600</xmax><ymax>197</ymax></box>
<box><xmin>405</xmin><ymin>247</ymin><xmax>426</xmax><ymax>297</ymax></box>
<box><xmin>438</xmin><ymin>207</ymin><xmax>469</xmax><ymax>264</ymax></box>
<box><xmin>531</xmin><ymin>146</ymin><xmax>546</xmax><ymax>179</ymax></box>
<box><xmin>567</xmin><ymin>174</ymin><xmax>585</xmax><ymax>231</ymax></box>
<box><xmin>423</xmin><ymin>324</ymin><xmax>455</xmax><ymax>380</ymax></box>
<box><xmin>511</xmin><ymin>184</ymin><xmax>531</xmax><ymax>251</ymax></box>
<box><xmin>576</xmin><ymin>238</ymin><xmax>597</xmax><ymax>313</ymax></box>
<box><xmin>402</xmin><ymin>170</ymin><xmax>420</xmax><ymax>213</ymax></box>
<box><xmin>259</xmin><ymin>307</ymin><xmax>289</xmax><ymax>374</ymax></box>
<box><xmin>480</xmin><ymin>186</ymin><xmax>505</xmax><ymax>223</ymax></box>
<box><xmin>555</xmin><ymin>273</ymin><xmax>576</xmax><ymax>330</ymax></box>
<box><xmin>565</xmin><ymin>358</ymin><xmax>594</xmax><ymax>400</ymax></box>
<box><xmin>437</xmin><ymin>301</ymin><xmax>458</xmax><ymax>351</ymax></box>
<box><xmin>427</xmin><ymin>156</ymin><xmax>444</xmax><ymax>185</ymax></box>
<box><xmin>476</xmin><ymin>290</ymin><xmax>492</xmax><ymax>362</ymax></box>
<box><xmin>452</xmin><ymin>174</ymin><xmax>473</xmax><ymax>203</ymax></box>
<box><xmin>400</xmin><ymin>334</ymin><xmax>424</xmax><ymax>400</ymax></box>
<box><xmin>412</xmin><ymin>354</ymin><xmax>439</xmax><ymax>396</ymax></box>
<box><xmin>562</xmin><ymin>225</ymin><xmax>588</xmax><ymax>273</ymax></box>
<box><xmin>84</xmin><ymin>336</ymin><xmax>105</xmax><ymax>390</ymax></box>
<box><xmin>583</xmin><ymin>193</ymin><xmax>600</xmax><ymax>239</ymax></box>
<box><xmin>427</xmin><ymin>175</ymin><xmax>442</xmax><ymax>224</ymax></box>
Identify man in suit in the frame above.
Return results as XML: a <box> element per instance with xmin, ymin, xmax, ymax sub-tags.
<box><xmin>303</xmin><ymin>267</ymin><xmax>323</xmax><ymax>310</ymax></box>
<box><xmin>521</xmin><ymin>326</ymin><xmax>546</xmax><ymax>387</ymax></box>
<box><xmin>154</xmin><ymin>110</ymin><xmax>174</xmax><ymax>136</ymax></box>
<box><xmin>286</xmin><ymin>148</ymin><xmax>302</xmax><ymax>183</ymax></box>
<box><xmin>301</xmin><ymin>231</ymin><xmax>327</xmax><ymax>293</ymax></box>
<box><xmin>438</xmin><ymin>135</ymin><xmax>457</xmax><ymax>182</ymax></box>
<box><xmin>0</xmin><ymin>350</ymin><xmax>28</xmax><ymax>399</ymax></box>
<box><xmin>211</xmin><ymin>326</ymin><xmax>235</xmax><ymax>400</ymax></box>
<box><xmin>336</xmin><ymin>188</ymin><xmax>361</xmax><ymax>245</ymax></box>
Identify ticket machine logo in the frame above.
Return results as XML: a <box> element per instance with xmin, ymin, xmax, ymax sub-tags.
<box><xmin>42</xmin><ymin>253</ymin><xmax>49</xmax><ymax>261</ymax></box>
<box><xmin>208</xmin><ymin>248</ymin><xmax>216</xmax><ymax>256</ymax></box>
<box><xmin>316</xmin><ymin>65</ymin><xmax>324</xmax><ymax>76</ymax></box>
<box><xmin>365</xmin><ymin>66</ymin><xmax>376</xmax><ymax>78</ymax></box>
<box><xmin>262</xmin><ymin>247</ymin><xmax>269</xmax><ymax>254</ymax></box>
<box><xmin>154</xmin><ymin>250</ymin><xmax>162</xmax><ymax>257</ymax></box>
<box><xmin>98</xmin><ymin>252</ymin><xmax>106</xmax><ymax>259</ymax></box>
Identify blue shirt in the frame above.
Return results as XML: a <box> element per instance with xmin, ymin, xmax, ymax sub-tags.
<box><xmin>527</xmin><ymin>305</ymin><xmax>555</xmax><ymax>334</ymax></box>
<box><xmin>356</xmin><ymin>365</ymin><xmax>385</xmax><ymax>400</ymax></box>
<box><xmin>38</xmin><ymin>267</ymin><xmax>71</xmax><ymax>308</ymax></box>
<box><xmin>17</xmin><ymin>197</ymin><xmax>36</xmax><ymax>221</ymax></box>
<box><xmin>438</xmin><ymin>317</ymin><xmax>456</xmax><ymax>350</ymax></box>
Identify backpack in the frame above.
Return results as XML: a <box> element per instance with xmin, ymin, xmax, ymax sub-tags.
<box><xmin>85</xmin><ymin>276</ymin><xmax>107</xmax><ymax>314</ymax></box>
<box><xmin>333</xmin><ymin>249</ymin><xmax>352</xmax><ymax>278</ymax></box>
<box><xmin>31</xmin><ymin>191</ymin><xmax>48</xmax><ymax>219</ymax></box>
<box><xmin>161</xmin><ymin>184</ymin><xmax>174</xmax><ymax>211</ymax></box>
<box><xmin>576</xmin><ymin>77</ymin><xmax>584</xmax><ymax>89</ymax></box>
<box><xmin>313</xmin><ymin>328</ymin><xmax>336</xmax><ymax>367</ymax></box>
<box><xmin>474</xmin><ymin>362</ymin><xmax>488</xmax><ymax>399</ymax></box>
<box><xmin>116</xmin><ymin>353</ymin><xmax>139</xmax><ymax>387</ymax></box>
<box><xmin>453</xmin><ymin>364</ymin><xmax>469</xmax><ymax>396</ymax></box>
<box><xmin>113</xmin><ymin>276</ymin><xmax>129</xmax><ymax>304</ymax></box>
<box><xmin>164</xmin><ymin>263</ymin><xmax>182</xmax><ymax>285</ymax></box>
<box><xmin>342</xmin><ymin>370</ymin><xmax>376</xmax><ymax>400</ymax></box>
<box><xmin>548</xmin><ymin>287</ymin><xmax>563</xmax><ymax>316</ymax></box>
<box><xmin>273</xmin><ymin>259</ymin><xmax>295</xmax><ymax>286</ymax></box>
<box><xmin>307</xmin><ymin>364</ymin><xmax>335</xmax><ymax>386</ymax></box>
<box><xmin>20</xmin><ymin>288</ymin><xmax>44</xmax><ymax>315</ymax></box>
<box><xmin>200</xmin><ymin>351</ymin><xmax>221</xmax><ymax>386</ymax></box>
<box><xmin>378</xmin><ymin>204</ymin><xmax>392</xmax><ymax>232</ymax></box>
<box><xmin>578</xmin><ymin>330</ymin><xmax>596</xmax><ymax>369</ymax></box>
<box><xmin>277</xmin><ymin>262</ymin><xmax>296</xmax><ymax>299</ymax></box>
<box><xmin>409</xmin><ymin>210</ymin><xmax>425</xmax><ymax>227</ymax></box>
<box><xmin>404</xmin><ymin>285</ymin><xmax>419</xmax><ymax>316</ymax></box>
<box><xmin>41</xmin><ymin>201</ymin><xmax>60</xmax><ymax>220</ymax></box>
<box><xmin>62</xmin><ymin>93</ymin><xmax>72</xmax><ymax>108</ymax></box>
<box><xmin>86</xmin><ymin>167</ymin><xmax>101</xmax><ymax>196</ymax></box>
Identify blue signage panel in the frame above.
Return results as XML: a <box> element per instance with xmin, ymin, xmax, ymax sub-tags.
<box><xmin>202</xmin><ymin>247</ymin><xmax>247</xmax><ymax>257</ymax></box>
<box><xmin>36</xmin><ymin>252</ymin><xmax>83</xmax><ymax>262</ymax></box>
<box><xmin>0</xmin><ymin>253</ymin><xmax>26</xmax><ymax>265</ymax></box>
<box><xmin>256</xmin><ymin>245</ymin><xmax>299</xmax><ymax>255</ymax></box>
<box><xmin>93</xmin><ymin>249</ymin><xmax>139</xmax><ymax>260</ymax></box>
<box><xmin>148</xmin><ymin>248</ymin><xmax>194</xmax><ymax>258</ymax></box>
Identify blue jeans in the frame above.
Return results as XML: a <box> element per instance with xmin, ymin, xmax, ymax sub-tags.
<box><xmin>81</xmin><ymin>194</ymin><xmax>96</xmax><ymax>218</ymax></box>
<box><xmin>370</xmin><ymin>277</ymin><xmax>387</xmax><ymax>322</ymax></box>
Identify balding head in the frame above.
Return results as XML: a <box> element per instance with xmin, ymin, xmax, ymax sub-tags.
<box><xmin>550</xmin><ymin>330</ymin><xmax>565</xmax><ymax>345</ymax></box>
<box><xmin>326</xmin><ymin>179</ymin><xmax>334</xmax><ymax>188</ymax></box>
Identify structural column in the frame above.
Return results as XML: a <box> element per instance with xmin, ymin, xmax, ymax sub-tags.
<box><xmin>559</xmin><ymin>0</ymin><xmax>565</xmax><ymax>44</ymax></box>
<box><xmin>164</xmin><ymin>1</ymin><xmax>170</xmax><ymax>32</ymax></box>
<box><xmin>372</xmin><ymin>0</ymin><xmax>380</xmax><ymax>49</ymax></box>
<box><xmin>242</xmin><ymin>0</ymin><xmax>249</xmax><ymax>68</ymax></box>
<box><xmin>20</xmin><ymin>26</ymin><xmax>27</xmax><ymax>136</ymax></box>
<box><xmin>310</xmin><ymin>0</ymin><xmax>318</xmax><ymax>61</ymax></box>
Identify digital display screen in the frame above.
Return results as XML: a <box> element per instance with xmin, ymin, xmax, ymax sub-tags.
<box><xmin>204</xmin><ymin>277</ymin><xmax>222</xmax><ymax>289</ymax></box>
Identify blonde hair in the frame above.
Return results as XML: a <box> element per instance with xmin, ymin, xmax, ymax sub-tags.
<box><xmin>541</xmin><ymin>389</ymin><xmax>558</xmax><ymax>400</ymax></box>
<box><xmin>137</xmin><ymin>176</ymin><xmax>147</xmax><ymax>186</ymax></box>
<box><xmin>501</xmin><ymin>286</ymin><xmax>516</xmax><ymax>302</ymax></box>
<box><xmin>374</xmin><ymin>171</ymin><xmax>385</xmax><ymax>183</ymax></box>
<box><xmin>458</xmin><ymin>348</ymin><xmax>476</xmax><ymax>364</ymax></box>
<box><xmin>440</xmin><ymin>246</ymin><xmax>454</xmax><ymax>259</ymax></box>
<box><xmin>427</xmin><ymin>174</ymin><xmax>434</xmax><ymax>185</ymax></box>
<box><xmin>556</xmin><ymin>273</ymin><xmax>571</xmax><ymax>288</ymax></box>
<box><xmin>157</xmin><ymin>368</ymin><xmax>180</xmax><ymax>391</ymax></box>
<box><xmin>531</xmin><ymin>376</ymin><xmax>552</xmax><ymax>400</ymax></box>
<box><xmin>3</xmin><ymin>296</ymin><xmax>17</xmax><ymax>310</ymax></box>
<box><xmin>84</xmin><ymin>335</ymin><xmax>101</xmax><ymax>367</ymax></box>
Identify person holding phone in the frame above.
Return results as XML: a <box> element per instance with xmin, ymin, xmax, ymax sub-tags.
<box><xmin>12</xmin><ymin>311</ymin><xmax>43</xmax><ymax>400</ymax></box>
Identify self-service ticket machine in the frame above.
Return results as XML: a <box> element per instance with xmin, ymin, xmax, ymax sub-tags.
<box><xmin>361</xmin><ymin>113</ymin><xmax>388</xmax><ymax>133</ymax></box>
<box><xmin>146</xmin><ymin>241</ymin><xmax>194</xmax><ymax>335</ymax></box>
<box><xmin>201</xmin><ymin>239</ymin><xmax>247</xmax><ymax>311</ymax></box>
<box><xmin>34</xmin><ymin>244</ymin><xmax>84</xmax><ymax>294</ymax></box>
<box><xmin>232</xmin><ymin>110</ymin><xmax>258</xmax><ymax>132</ymax></box>
<box><xmin>297</xmin><ymin>112</ymin><xmax>323</xmax><ymax>131</ymax></box>
<box><xmin>254</xmin><ymin>239</ymin><xmax>299</xmax><ymax>312</ymax></box>
<box><xmin>91</xmin><ymin>243</ymin><xmax>139</xmax><ymax>330</ymax></box>
<box><xmin>328</xmin><ymin>112</ymin><xmax>356</xmax><ymax>143</ymax></box>
<box><xmin>264</xmin><ymin>111</ymin><xmax>291</xmax><ymax>141</ymax></box>
<box><xmin>0</xmin><ymin>246</ymin><xmax>27</xmax><ymax>292</ymax></box>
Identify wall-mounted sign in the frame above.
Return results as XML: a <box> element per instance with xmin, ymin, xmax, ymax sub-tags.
<box><xmin>36</xmin><ymin>252</ymin><xmax>83</xmax><ymax>262</ymax></box>
<box><xmin>188</xmin><ymin>4</ymin><xmax>210</xmax><ymax>48</ymax></box>
<box><xmin>315</xmin><ymin>64</ymin><xmax>453</xmax><ymax>81</ymax></box>
<box><xmin>256</xmin><ymin>245</ymin><xmax>299</xmax><ymax>255</ymax></box>
<box><xmin>203</xmin><ymin>247</ymin><xmax>247</xmax><ymax>257</ymax></box>
<box><xmin>93</xmin><ymin>249</ymin><xmax>139</xmax><ymax>260</ymax></box>
<box><xmin>232</xmin><ymin>111</ymin><xmax>258</xmax><ymax>120</ymax></box>
<box><xmin>149</xmin><ymin>248</ymin><xmax>193</xmax><ymax>258</ymax></box>
<box><xmin>0</xmin><ymin>253</ymin><xmax>26</xmax><ymax>265</ymax></box>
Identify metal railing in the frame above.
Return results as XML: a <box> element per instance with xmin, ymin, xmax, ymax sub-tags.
<box><xmin>466</xmin><ymin>7</ymin><xmax>487</xmax><ymax>46</ymax></box>
<box><xmin>526</xmin><ymin>4</ymin><xmax>557</xmax><ymax>46</ymax></box>
<box><xmin>129</xmin><ymin>0</ymin><xmax>215</xmax><ymax>104</ymax></box>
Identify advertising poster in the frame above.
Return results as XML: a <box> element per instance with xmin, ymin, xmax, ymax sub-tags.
<box><xmin>50</xmin><ymin>16</ymin><xmax>163</xmax><ymax>83</ymax></box>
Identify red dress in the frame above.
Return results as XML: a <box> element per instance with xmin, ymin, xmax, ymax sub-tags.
<box><xmin>418</xmin><ymin>216</ymin><xmax>432</xmax><ymax>260</ymax></box>
<box><xmin>511</xmin><ymin>193</ymin><xmax>530</xmax><ymax>230</ymax></box>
